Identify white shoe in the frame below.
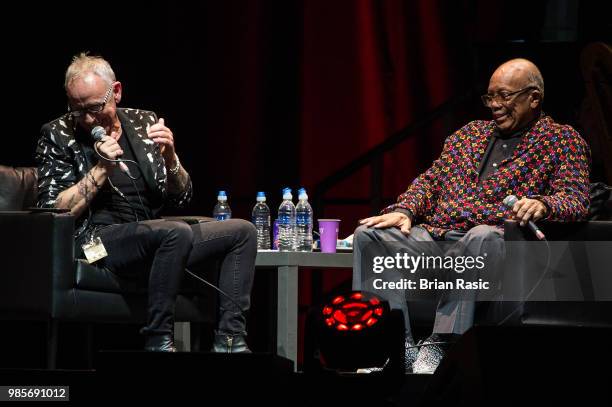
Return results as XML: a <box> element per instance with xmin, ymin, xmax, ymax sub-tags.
<box><xmin>412</xmin><ymin>334</ymin><xmax>444</xmax><ymax>374</ymax></box>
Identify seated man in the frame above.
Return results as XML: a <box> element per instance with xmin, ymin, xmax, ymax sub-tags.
<box><xmin>36</xmin><ymin>52</ymin><xmax>257</xmax><ymax>353</ymax></box>
<box><xmin>353</xmin><ymin>58</ymin><xmax>590</xmax><ymax>373</ymax></box>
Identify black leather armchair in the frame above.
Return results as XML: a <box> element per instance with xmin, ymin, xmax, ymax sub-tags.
<box><xmin>410</xmin><ymin>183</ymin><xmax>612</xmax><ymax>331</ymax></box>
<box><xmin>478</xmin><ymin>184</ymin><xmax>612</xmax><ymax>328</ymax></box>
<box><xmin>490</xmin><ymin>217</ymin><xmax>612</xmax><ymax>328</ymax></box>
<box><xmin>0</xmin><ymin>165</ymin><xmax>216</xmax><ymax>368</ymax></box>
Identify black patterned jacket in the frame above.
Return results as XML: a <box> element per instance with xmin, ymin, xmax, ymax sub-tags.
<box><xmin>35</xmin><ymin>108</ymin><xmax>193</xmax><ymax>239</ymax></box>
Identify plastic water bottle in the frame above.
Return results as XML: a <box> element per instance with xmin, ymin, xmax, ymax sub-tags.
<box><xmin>277</xmin><ymin>188</ymin><xmax>296</xmax><ymax>251</ymax></box>
<box><xmin>296</xmin><ymin>188</ymin><xmax>313</xmax><ymax>252</ymax></box>
<box><xmin>213</xmin><ymin>191</ymin><xmax>232</xmax><ymax>221</ymax></box>
<box><xmin>252</xmin><ymin>192</ymin><xmax>271</xmax><ymax>250</ymax></box>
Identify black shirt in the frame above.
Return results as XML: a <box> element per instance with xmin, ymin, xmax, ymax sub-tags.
<box><xmin>83</xmin><ymin>129</ymin><xmax>155</xmax><ymax>226</ymax></box>
<box><xmin>477</xmin><ymin>128</ymin><xmax>525</xmax><ymax>183</ymax></box>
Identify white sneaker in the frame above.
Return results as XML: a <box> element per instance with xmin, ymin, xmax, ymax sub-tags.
<box><xmin>412</xmin><ymin>334</ymin><xmax>444</xmax><ymax>374</ymax></box>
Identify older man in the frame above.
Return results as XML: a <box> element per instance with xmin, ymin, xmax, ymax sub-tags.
<box><xmin>353</xmin><ymin>59</ymin><xmax>590</xmax><ymax>373</ymax></box>
<box><xmin>36</xmin><ymin>53</ymin><xmax>257</xmax><ymax>353</ymax></box>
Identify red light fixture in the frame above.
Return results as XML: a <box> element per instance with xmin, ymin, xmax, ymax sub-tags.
<box><xmin>305</xmin><ymin>291</ymin><xmax>405</xmax><ymax>373</ymax></box>
<box><xmin>321</xmin><ymin>291</ymin><xmax>387</xmax><ymax>332</ymax></box>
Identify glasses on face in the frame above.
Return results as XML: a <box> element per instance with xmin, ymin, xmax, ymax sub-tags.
<box><xmin>481</xmin><ymin>86</ymin><xmax>535</xmax><ymax>107</ymax></box>
<box><xmin>68</xmin><ymin>84</ymin><xmax>114</xmax><ymax>118</ymax></box>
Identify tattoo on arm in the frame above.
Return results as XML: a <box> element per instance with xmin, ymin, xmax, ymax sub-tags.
<box><xmin>76</xmin><ymin>176</ymin><xmax>95</xmax><ymax>207</ymax></box>
<box><xmin>167</xmin><ymin>167</ymin><xmax>189</xmax><ymax>194</ymax></box>
<box><xmin>65</xmin><ymin>194</ymin><xmax>77</xmax><ymax>209</ymax></box>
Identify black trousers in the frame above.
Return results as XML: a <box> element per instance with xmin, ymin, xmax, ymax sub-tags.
<box><xmin>84</xmin><ymin>219</ymin><xmax>257</xmax><ymax>336</ymax></box>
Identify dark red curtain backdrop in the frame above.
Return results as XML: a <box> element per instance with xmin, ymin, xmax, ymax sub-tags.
<box><xmin>301</xmin><ymin>0</ymin><xmax>458</xmax><ymax>234</ymax></box>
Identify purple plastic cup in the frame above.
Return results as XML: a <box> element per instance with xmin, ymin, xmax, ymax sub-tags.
<box><xmin>272</xmin><ymin>220</ymin><xmax>279</xmax><ymax>250</ymax></box>
<box><xmin>318</xmin><ymin>219</ymin><xmax>340</xmax><ymax>253</ymax></box>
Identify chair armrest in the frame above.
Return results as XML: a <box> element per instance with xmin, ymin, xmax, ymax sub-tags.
<box><xmin>504</xmin><ymin>219</ymin><xmax>612</xmax><ymax>241</ymax></box>
<box><xmin>0</xmin><ymin>212</ymin><xmax>75</xmax><ymax>318</ymax></box>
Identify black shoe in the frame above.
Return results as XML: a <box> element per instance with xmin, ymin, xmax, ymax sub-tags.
<box><xmin>144</xmin><ymin>334</ymin><xmax>177</xmax><ymax>352</ymax></box>
<box><xmin>211</xmin><ymin>331</ymin><xmax>251</xmax><ymax>353</ymax></box>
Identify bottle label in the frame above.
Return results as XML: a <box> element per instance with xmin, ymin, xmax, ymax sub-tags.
<box><xmin>296</xmin><ymin>214</ymin><xmax>311</xmax><ymax>225</ymax></box>
<box><xmin>277</xmin><ymin>215</ymin><xmax>292</xmax><ymax>225</ymax></box>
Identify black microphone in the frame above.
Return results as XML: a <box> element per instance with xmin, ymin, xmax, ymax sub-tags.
<box><xmin>503</xmin><ymin>195</ymin><xmax>546</xmax><ymax>240</ymax></box>
<box><xmin>91</xmin><ymin>126</ymin><xmax>132</xmax><ymax>177</ymax></box>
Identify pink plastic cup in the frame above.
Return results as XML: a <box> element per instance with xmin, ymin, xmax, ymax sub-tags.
<box><xmin>318</xmin><ymin>219</ymin><xmax>340</xmax><ymax>253</ymax></box>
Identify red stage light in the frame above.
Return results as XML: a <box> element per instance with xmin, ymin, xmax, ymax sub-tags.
<box><xmin>321</xmin><ymin>291</ymin><xmax>387</xmax><ymax>331</ymax></box>
<box><xmin>307</xmin><ymin>291</ymin><xmax>400</xmax><ymax>373</ymax></box>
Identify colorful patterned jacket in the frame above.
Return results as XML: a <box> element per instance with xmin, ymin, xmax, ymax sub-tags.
<box><xmin>383</xmin><ymin>116</ymin><xmax>590</xmax><ymax>238</ymax></box>
<box><xmin>35</xmin><ymin>108</ymin><xmax>193</xmax><ymax>239</ymax></box>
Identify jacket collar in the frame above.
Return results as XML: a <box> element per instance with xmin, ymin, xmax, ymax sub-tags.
<box><xmin>116</xmin><ymin>109</ymin><xmax>160</xmax><ymax>195</ymax></box>
<box><xmin>500</xmin><ymin>115</ymin><xmax>551</xmax><ymax>166</ymax></box>
<box><xmin>471</xmin><ymin>115</ymin><xmax>552</xmax><ymax>183</ymax></box>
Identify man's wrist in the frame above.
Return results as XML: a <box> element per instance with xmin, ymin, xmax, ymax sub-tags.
<box><xmin>168</xmin><ymin>154</ymin><xmax>180</xmax><ymax>175</ymax></box>
<box><xmin>394</xmin><ymin>208</ymin><xmax>414</xmax><ymax>222</ymax></box>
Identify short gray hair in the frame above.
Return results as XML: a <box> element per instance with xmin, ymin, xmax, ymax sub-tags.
<box><xmin>526</xmin><ymin>70</ymin><xmax>545</xmax><ymax>100</ymax></box>
<box><xmin>64</xmin><ymin>52</ymin><xmax>116</xmax><ymax>89</ymax></box>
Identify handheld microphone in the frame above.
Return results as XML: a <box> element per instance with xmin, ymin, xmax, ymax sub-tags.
<box><xmin>503</xmin><ymin>195</ymin><xmax>546</xmax><ymax>240</ymax></box>
<box><xmin>91</xmin><ymin>126</ymin><xmax>132</xmax><ymax>177</ymax></box>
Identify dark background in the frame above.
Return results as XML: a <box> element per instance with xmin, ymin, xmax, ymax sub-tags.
<box><xmin>1</xmin><ymin>0</ymin><xmax>609</xmax><ymax>362</ymax></box>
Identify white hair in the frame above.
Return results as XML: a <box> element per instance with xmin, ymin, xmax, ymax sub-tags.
<box><xmin>64</xmin><ymin>52</ymin><xmax>116</xmax><ymax>89</ymax></box>
<box><xmin>527</xmin><ymin>69</ymin><xmax>545</xmax><ymax>100</ymax></box>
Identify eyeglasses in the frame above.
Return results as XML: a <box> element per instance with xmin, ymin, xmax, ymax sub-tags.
<box><xmin>481</xmin><ymin>86</ymin><xmax>535</xmax><ymax>107</ymax></box>
<box><xmin>68</xmin><ymin>84</ymin><xmax>114</xmax><ymax>118</ymax></box>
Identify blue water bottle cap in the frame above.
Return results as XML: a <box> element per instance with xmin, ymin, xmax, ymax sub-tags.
<box><xmin>256</xmin><ymin>191</ymin><xmax>266</xmax><ymax>202</ymax></box>
<box><xmin>282</xmin><ymin>188</ymin><xmax>292</xmax><ymax>200</ymax></box>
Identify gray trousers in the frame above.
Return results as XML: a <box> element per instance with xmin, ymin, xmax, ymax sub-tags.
<box><xmin>352</xmin><ymin>224</ymin><xmax>504</xmax><ymax>338</ymax></box>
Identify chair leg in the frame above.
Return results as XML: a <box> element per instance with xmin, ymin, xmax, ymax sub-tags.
<box><xmin>86</xmin><ymin>323</ymin><xmax>94</xmax><ymax>369</ymax></box>
<box><xmin>190</xmin><ymin>323</ymin><xmax>202</xmax><ymax>351</ymax></box>
<box><xmin>174</xmin><ymin>322</ymin><xmax>191</xmax><ymax>351</ymax></box>
<box><xmin>46</xmin><ymin>320</ymin><xmax>58</xmax><ymax>370</ymax></box>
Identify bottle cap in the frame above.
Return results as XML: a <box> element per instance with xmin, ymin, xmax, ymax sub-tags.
<box><xmin>217</xmin><ymin>190</ymin><xmax>228</xmax><ymax>201</ymax></box>
<box><xmin>256</xmin><ymin>191</ymin><xmax>266</xmax><ymax>202</ymax></box>
<box><xmin>282</xmin><ymin>188</ymin><xmax>293</xmax><ymax>200</ymax></box>
<box><xmin>298</xmin><ymin>187</ymin><xmax>308</xmax><ymax>200</ymax></box>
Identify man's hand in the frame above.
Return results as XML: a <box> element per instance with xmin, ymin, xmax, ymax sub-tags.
<box><xmin>512</xmin><ymin>198</ymin><xmax>548</xmax><ymax>226</ymax></box>
<box><xmin>95</xmin><ymin>135</ymin><xmax>123</xmax><ymax>171</ymax></box>
<box><xmin>359</xmin><ymin>212</ymin><xmax>412</xmax><ymax>235</ymax></box>
<box><xmin>147</xmin><ymin>118</ymin><xmax>175</xmax><ymax>162</ymax></box>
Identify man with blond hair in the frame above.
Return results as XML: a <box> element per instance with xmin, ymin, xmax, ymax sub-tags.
<box><xmin>36</xmin><ymin>53</ymin><xmax>257</xmax><ymax>353</ymax></box>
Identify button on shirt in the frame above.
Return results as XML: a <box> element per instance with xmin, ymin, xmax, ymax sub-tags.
<box><xmin>478</xmin><ymin>128</ymin><xmax>525</xmax><ymax>183</ymax></box>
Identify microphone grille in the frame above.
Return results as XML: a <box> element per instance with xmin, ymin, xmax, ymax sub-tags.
<box><xmin>503</xmin><ymin>195</ymin><xmax>518</xmax><ymax>208</ymax></box>
<box><xmin>91</xmin><ymin>126</ymin><xmax>106</xmax><ymax>141</ymax></box>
